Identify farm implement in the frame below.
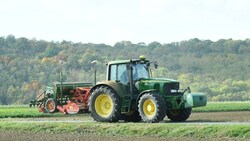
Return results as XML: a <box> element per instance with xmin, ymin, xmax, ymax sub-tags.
<box><xmin>30</xmin><ymin>82</ymin><xmax>92</xmax><ymax>114</ymax></box>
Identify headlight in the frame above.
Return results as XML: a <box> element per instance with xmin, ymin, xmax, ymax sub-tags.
<box><xmin>135</xmin><ymin>81</ymin><xmax>140</xmax><ymax>89</ymax></box>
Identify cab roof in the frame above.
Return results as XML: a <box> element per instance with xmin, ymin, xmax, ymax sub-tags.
<box><xmin>108</xmin><ymin>59</ymin><xmax>149</xmax><ymax>65</ymax></box>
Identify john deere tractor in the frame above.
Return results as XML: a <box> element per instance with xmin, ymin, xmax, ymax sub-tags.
<box><xmin>89</xmin><ymin>56</ymin><xmax>207</xmax><ymax>123</ymax></box>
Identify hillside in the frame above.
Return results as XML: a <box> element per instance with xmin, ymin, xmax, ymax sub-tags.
<box><xmin>0</xmin><ymin>35</ymin><xmax>249</xmax><ymax>104</ymax></box>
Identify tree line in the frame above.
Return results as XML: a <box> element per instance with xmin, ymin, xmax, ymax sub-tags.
<box><xmin>0</xmin><ymin>35</ymin><xmax>249</xmax><ymax>104</ymax></box>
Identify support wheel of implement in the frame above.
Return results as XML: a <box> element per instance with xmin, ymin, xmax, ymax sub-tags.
<box><xmin>167</xmin><ymin>108</ymin><xmax>192</xmax><ymax>122</ymax></box>
<box><xmin>121</xmin><ymin>111</ymin><xmax>141</xmax><ymax>122</ymax></box>
<box><xmin>89</xmin><ymin>86</ymin><xmax>121</xmax><ymax>122</ymax></box>
<box><xmin>138</xmin><ymin>93</ymin><xmax>166</xmax><ymax>123</ymax></box>
<box><xmin>44</xmin><ymin>98</ymin><xmax>58</xmax><ymax>113</ymax></box>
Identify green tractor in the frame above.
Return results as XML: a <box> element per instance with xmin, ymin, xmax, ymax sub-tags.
<box><xmin>89</xmin><ymin>56</ymin><xmax>207</xmax><ymax>123</ymax></box>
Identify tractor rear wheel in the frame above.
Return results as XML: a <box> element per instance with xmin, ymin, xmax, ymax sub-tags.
<box><xmin>89</xmin><ymin>86</ymin><xmax>121</xmax><ymax>122</ymax></box>
<box><xmin>44</xmin><ymin>98</ymin><xmax>58</xmax><ymax>113</ymax></box>
<box><xmin>138</xmin><ymin>93</ymin><xmax>166</xmax><ymax>123</ymax></box>
<box><xmin>166</xmin><ymin>108</ymin><xmax>192</xmax><ymax>122</ymax></box>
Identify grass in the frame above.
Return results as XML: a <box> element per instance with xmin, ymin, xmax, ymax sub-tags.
<box><xmin>193</xmin><ymin>101</ymin><xmax>250</xmax><ymax>112</ymax></box>
<box><xmin>1</xmin><ymin>101</ymin><xmax>250</xmax><ymax>118</ymax></box>
<box><xmin>0</xmin><ymin>105</ymin><xmax>61</xmax><ymax>118</ymax></box>
<box><xmin>0</xmin><ymin>121</ymin><xmax>249</xmax><ymax>139</ymax></box>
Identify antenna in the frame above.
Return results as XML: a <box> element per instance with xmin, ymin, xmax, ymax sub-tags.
<box><xmin>59</xmin><ymin>60</ymin><xmax>66</xmax><ymax>105</ymax></box>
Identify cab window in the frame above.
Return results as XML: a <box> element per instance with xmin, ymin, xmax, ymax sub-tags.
<box><xmin>109</xmin><ymin>64</ymin><xmax>128</xmax><ymax>84</ymax></box>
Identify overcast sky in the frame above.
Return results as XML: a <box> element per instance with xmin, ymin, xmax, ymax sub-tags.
<box><xmin>0</xmin><ymin>0</ymin><xmax>250</xmax><ymax>45</ymax></box>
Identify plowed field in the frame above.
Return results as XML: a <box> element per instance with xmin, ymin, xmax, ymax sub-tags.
<box><xmin>1</xmin><ymin>111</ymin><xmax>250</xmax><ymax>141</ymax></box>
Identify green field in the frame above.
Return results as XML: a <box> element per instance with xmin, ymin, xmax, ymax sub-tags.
<box><xmin>193</xmin><ymin>101</ymin><xmax>250</xmax><ymax>112</ymax></box>
<box><xmin>0</xmin><ymin>106</ymin><xmax>50</xmax><ymax>118</ymax></box>
<box><xmin>1</xmin><ymin>101</ymin><xmax>250</xmax><ymax>118</ymax></box>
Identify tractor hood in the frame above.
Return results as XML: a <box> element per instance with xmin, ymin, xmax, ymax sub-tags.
<box><xmin>139</xmin><ymin>78</ymin><xmax>179</xmax><ymax>83</ymax></box>
<box><xmin>135</xmin><ymin>78</ymin><xmax>180</xmax><ymax>94</ymax></box>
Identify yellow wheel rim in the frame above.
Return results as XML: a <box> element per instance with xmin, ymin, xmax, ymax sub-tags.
<box><xmin>143</xmin><ymin>99</ymin><xmax>156</xmax><ymax>117</ymax></box>
<box><xmin>95</xmin><ymin>94</ymin><xmax>113</xmax><ymax>117</ymax></box>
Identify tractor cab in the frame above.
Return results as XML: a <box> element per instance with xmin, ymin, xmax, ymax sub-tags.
<box><xmin>106</xmin><ymin>56</ymin><xmax>152</xmax><ymax>94</ymax></box>
<box><xmin>107</xmin><ymin>56</ymin><xmax>151</xmax><ymax>84</ymax></box>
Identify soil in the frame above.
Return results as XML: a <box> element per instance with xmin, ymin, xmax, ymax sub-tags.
<box><xmin>188</xmin><ymin>111</ymin><xmax>250</xmax><ymax>122</ymax></box>
<box><xmin>1</xmin><ymin>111</ymin><xmax>250</xmax><ymax>141</ymax></box>
<box><xmin>0</xmin><ymin>130</ymin><xmax>247</xmax><ymax>141</ymax></box>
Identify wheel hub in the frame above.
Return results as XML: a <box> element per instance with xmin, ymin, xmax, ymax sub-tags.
<box><xmin>105</xmin><ymin>102</ymin><xmax>111</xmax><ymax>109</ymax></box>
<box><xmin>47</xmin><ymin>101</ymin><xmax>55</xmax><ymax>111</ymax></box>
<box><xmin>147</xmin><ymin>104</ymin><xmax>155</xmax><ymax>112</ymax></box>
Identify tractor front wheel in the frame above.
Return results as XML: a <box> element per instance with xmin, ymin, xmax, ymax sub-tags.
<box><xmin>138</xmin><ymin>93</ymin><xmax>166</xmax><ymax>123</ymax></box>
<box><xmin>44</xmin><ymin>98</ymin><xmax>58</xmax><ymax>113</ymax></box>
<box><xmin>167</xmin><ymin>108</ymin><xmax>192</xmax><ymax>122</ymax></box>
<box><xmin>89</xmin><ymin>86</ymin><xmax>121</xmax><ymax>122</ymax></box>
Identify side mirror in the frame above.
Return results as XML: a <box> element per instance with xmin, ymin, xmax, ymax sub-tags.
<box><xmin>154</xmin><ymin>61</ymin><xmax>158</xmax><ymax>69</ymax></box>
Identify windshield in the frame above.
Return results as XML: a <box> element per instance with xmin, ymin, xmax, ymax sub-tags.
<box><xmin>132</xmin><ymin>63</ymin><xmax>150</xmax><ymax>80</ymax></box>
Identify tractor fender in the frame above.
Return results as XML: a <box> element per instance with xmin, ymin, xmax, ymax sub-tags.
<box><xmin>136</xmin><ymin>89</ymin><xmax>158</xmax><ymax>106</ymax></box>
<box><xmin>89</xmin><ymin>81</ymin><xmax>127</xmax><ymax>98</ymax></box>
